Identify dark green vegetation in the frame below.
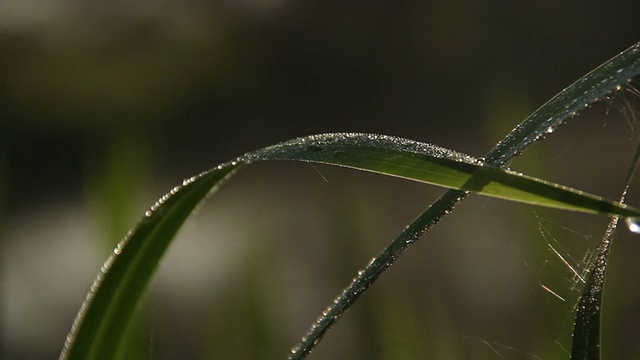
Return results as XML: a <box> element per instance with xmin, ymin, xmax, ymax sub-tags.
<box><xmin>61</xmin><ymin>43</ymin><xmax>640</xmax><ymax>360</ymax></box>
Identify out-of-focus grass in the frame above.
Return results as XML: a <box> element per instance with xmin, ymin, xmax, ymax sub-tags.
<box><xmin>87</xmin><ymin>128</ymin><xmax>151</xmax><ymax>360</ymax></box>
<box><xmin>0</xmin><ymin>134</ymin><xmax>8</xmax><ymax>357</ymax></box>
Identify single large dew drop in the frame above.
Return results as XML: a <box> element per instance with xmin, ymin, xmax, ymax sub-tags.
<box><xmin>625</xmin><ymin>217</ymin><xmax>640</xmax><ymax>234</ymax></box>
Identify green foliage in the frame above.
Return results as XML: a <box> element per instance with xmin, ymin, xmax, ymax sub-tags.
<box><xmin>61</xmin><ymin>42</ymin><xmax>640</xmax><ymax>360</ymax></box>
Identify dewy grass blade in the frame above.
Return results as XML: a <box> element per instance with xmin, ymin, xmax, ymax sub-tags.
<box><xmin>61</xmin><ymin>164</ymin><xmax>243</xmax><ymax>360</ymax></box>
<box><xmin>60</xmin><ymin>42</ymin><xmax>640</xmax><ymax>360</ymax></box>
<box><xmin>250</xmin><ymin>133</ymin><xmax>640</xmax><ymax>217</ymax></box>
<box><xmin>288</xmin><ymin>42</ymin><xmax>640</xmax><ymax>359</ymax></box>
<box><xmin>489</xmin><ymin>42</ymin><xmax>640</xmax><ymax>165</ymax></box>
<box><xmin>571</xmin><ymin>137</ymin><xmax>640</xmax><ymax>360</ymax></box>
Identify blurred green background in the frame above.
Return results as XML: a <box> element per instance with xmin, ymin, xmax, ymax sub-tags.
<box><xmin>3</xmin><ymin>1</ymin><xmax>640</xmax><ymax>359</ymax></box>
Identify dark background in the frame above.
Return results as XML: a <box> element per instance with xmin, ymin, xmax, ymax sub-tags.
<box><xmin>3</xmin><ymin>1</ymin><xmax>640</xmax><ymax>359</ymax></box>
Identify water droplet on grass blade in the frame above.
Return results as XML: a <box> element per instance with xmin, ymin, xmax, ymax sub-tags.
<box><xmin>625</xmin><ymin>217</ymin><xmax>640</xmax><ymax>234</ymax></box>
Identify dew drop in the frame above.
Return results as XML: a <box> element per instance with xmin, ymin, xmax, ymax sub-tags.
<box><xmin>113</xmin><ymin>240</ymin><xmax>126</xmax><ymax>255</ymax></box>
<box><xmin>90</xmin><ymin>281</ymin><xmax>101</xmax><ymax>293</ymax></box>
<box><xmin>145</xmin><ymin>210</ymin><xmax>153</xmax><ymax>217</ymax></box>
<box><xmin>625</xmin><ymin>217</ymin><xmax>640</xmax><ymax>234</ymax></box>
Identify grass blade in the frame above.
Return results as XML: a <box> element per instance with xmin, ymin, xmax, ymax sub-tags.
<box><xmin>250</xmin><ymin>133</ymin><xmax>640</xmax><ymax>217</ymax></box>
<box><xmin>289</xmin><ymin>42</ymin><xmax>640</xmax><ymax>359</ymax></box>
<box><xmin>488</xmin><ymin>41</ymin><xmax>640</xmax><ymax>164</ymax></box>
<box><xmin>570</xmin><ymin>137</ymin><xmax>640</xmax><ymax>360</ymax></box>
<box><xmin>60</xmin><ymin>165</ymin><xmax>242</xmax><ymax>360</ymax></box>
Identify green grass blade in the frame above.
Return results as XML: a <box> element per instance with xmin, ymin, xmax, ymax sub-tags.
<box><xmin>250</xmin><ymin>133</ymin><xmax>640</xmax><ymax>217</ymax></box>
<box><xmin>571</xmin><ymin>138</ymin><xmax>640</xmax><ymax>360</ymax></box>
<box><xmin>488</xmin><ymin>41</ymin><xmax>640</xmax><ymax>164</ymax></box>
<box><xmin>289</xmin><ymin>42</ymin><xmax>640</xmax><ymax>359</ymax></box>
<box><xmin>60</xmin><ymin>165</ymin><xmax>242</xmax><ymax>360</ymax></box>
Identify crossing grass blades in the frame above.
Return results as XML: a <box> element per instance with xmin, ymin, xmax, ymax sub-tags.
<box><xmin>60</xmin><ymin>42</ymin><xmax>640</xmax><ymax>360</ymax></box>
